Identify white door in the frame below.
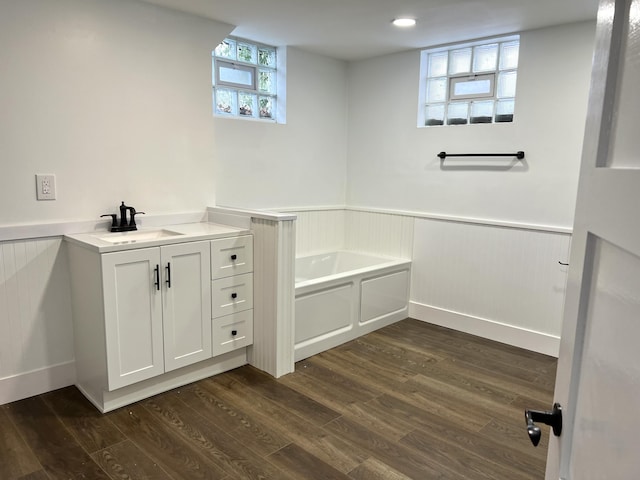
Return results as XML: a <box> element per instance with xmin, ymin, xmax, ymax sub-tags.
<box><xmin>162</xmin><ymin>241</ymin><xmax>212</xmax><ymax>372</ymax></box>
<box><xmin>102</xmin><ymin>247</ymin><xmax>164</xmax><ymax>390</ymax></box>
<box><xmin>544</xmin><ymin>0</ymin><xmax>640</xmax><ymax>478</ymax></box>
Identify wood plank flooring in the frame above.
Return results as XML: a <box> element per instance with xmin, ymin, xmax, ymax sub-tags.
<box><xmin>0</xmin><ymin>319</ymin><xmax>556</xmax><ymax>479</ymax></box>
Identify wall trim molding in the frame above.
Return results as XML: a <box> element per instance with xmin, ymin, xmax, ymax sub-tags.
<box><xmin>0</xmin><ymin>361</ymin><xmax>76</xmax><ymax>405</ymax></box>
<box><xmin>346</xmin><ymin>206</ymin><xmax>572</xmax><ymax>234</ymax></box>
<box><xmin>0</xmin><ymin>204</ymin><xmax>572</xmax><ymax>243</ymax></box>
<box><xmin>409</xmin><ymin>302</ymin><xmax>560</xmax><ymax>357</ymax></box>
<box><xmin>276</xmin><ymin>204</ymin><xmax>573</xmax><ymax>235</ymax></box>
<box><xmin>211</xmin><ymin>206</ymin><xmax>297</xmax><ymax>222</ymax></box>
<box><xmin>276</xmin><ymin>205</ymin><xmax>347</xmax><ymax>213</ymax></box>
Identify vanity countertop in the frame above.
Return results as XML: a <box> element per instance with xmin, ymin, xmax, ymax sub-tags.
<box><xmin>65</xmin><ymin>222</ymin><xmax>251</xmax><ymax>253</ymax></box>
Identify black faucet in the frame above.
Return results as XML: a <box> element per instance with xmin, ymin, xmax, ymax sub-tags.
<box><xmin>119</xmin><ymin>202</ymin><xmax>128</xmax><ymax>228</ymax></box>
<box><xmin>100</xmin><ymin>202</ymin><xmax>145</xmax><ymax>232</ymax></box>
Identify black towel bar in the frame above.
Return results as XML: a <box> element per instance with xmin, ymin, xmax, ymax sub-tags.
<box><xmin>438</xmin><ymin>151</ymin><xmax>525</xmax><ymax>160</ymax></box>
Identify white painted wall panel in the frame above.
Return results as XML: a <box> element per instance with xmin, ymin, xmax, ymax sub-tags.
<box><xmin>411</xmin><ymin>218</ymin><xmax>570</xmax><ymax>338</ymax></box>
<box><xmin>0</xmin><ymin>238</ymin><xmax>74</xmax><ymax>396</ymax></box>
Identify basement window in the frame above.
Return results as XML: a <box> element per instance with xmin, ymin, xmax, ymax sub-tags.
<box><xmin>419</xmin><ymin>36</ymin><xmax>519</xmax><ymax>126</ymax></box>
<box><xmin>212</xmin><ymin>37</ymin><xmax>279</xmax><ymax>121</ymax></box>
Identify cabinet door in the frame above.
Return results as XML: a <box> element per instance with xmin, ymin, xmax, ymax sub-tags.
<box><xmin>161</xmin><ymin>241</ymin><xmax>212</xmax><ymax>372</ymax></box>
<box><xmin>102</xmin><ymin>248</ymin><xmax>164</xmax><ymax>390</ymax></box>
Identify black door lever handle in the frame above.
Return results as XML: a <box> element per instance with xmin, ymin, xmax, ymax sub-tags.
<box><xmin>525</xmin><ymin>403</ymin><xmax>562</xmax><ymax>447</ymax></box>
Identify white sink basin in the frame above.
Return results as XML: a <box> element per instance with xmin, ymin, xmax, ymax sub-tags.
<box><xmin>94</xmin><ymin>229</ymin><xmax>184</xmax><ymax>245</ymax></box>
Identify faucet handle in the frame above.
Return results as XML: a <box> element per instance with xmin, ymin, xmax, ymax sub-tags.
<box><xmin>100</xmin><ymin>214</ymin><xmax>118</xmax><ymax>227</ymax></box>
<box><xmin>129</xmin><ymin>210</ymin><xmax>145</xmax><ymax>227</ymax></box>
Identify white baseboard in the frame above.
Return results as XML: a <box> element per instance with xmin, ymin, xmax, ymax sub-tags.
<box><xmin>0</xmin><ymin>361</ymin><xmax>76</xmax><ymax>405</ymax></box>
<box><xmin>409</xmin><ymin>302</ymin><xmax>560</xmax><ymax>357</ymax></box>
<box><xmin>97</xmin><ymin>349</ymin><xmax>248</xmax><ymax>413</ymax></box>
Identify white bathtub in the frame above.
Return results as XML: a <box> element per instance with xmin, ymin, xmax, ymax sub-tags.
<box><xmin>294</xmin><ymin>251</ymin><xmax>411</xmax><ymax>361</ymax></box>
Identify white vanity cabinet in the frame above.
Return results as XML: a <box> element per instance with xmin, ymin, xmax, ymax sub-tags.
<box><xmin>66</xmin><ymin>225</ymin><xmax>253</xmax><ymax>412</ymax></box>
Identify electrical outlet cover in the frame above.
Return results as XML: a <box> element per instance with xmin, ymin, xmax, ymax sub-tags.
<box><xmin>36</xmin><ymin>174</ymin><xmax>56</xmax><ymax>200</ymax></box>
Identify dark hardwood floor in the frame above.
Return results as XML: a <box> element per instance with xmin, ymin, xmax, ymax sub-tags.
<box><xmin>1</xmin><ymin>319</ymin><xmax>556</xmax><ymax>479</ymax></box>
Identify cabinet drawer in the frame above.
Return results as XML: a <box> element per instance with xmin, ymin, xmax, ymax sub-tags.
<box><xmin>212</xmin><ymin>310</ymin><xmax>253</xmax><ymax>356</ymax></box>
<box><xmin>211</xmin><ymin>235</ymin><xmax>253</xmax><ymax>279</ymax></box>
<box><xmin>212</xmin><ymin>273</ymin><xmax>253</xmax><ymax>318</ymax></box>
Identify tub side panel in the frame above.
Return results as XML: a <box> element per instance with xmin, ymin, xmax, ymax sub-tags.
<box><xmin>295</xmin><ymin>282</ymin><xmax>355</xmax><ymax>344</ymax></box>
<box><xmin>360</xmin><ymin>269</ymin><xmax>410</xmax><ymax>324</ymax></box>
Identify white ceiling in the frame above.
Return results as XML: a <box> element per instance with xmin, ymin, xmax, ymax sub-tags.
<box><xmin>138</xmin><ymin>0</ymin><xmax>599</xmax><ymax>61</ymax></box>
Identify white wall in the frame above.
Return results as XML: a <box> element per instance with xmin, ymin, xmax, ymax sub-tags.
<box><xmin>0</xmin><ymin>0</ymin><xmax>233</xmax><ymax>225</ymax></box>
<box><xmin>213</xmin><ymin>48</ymin><xmax>349</xmax><ymax>209</ymax></box>
<box><xmin>346</xmin><ymin>22</ymin><xmax>596</xmax><ymax>229</ymax></box>
<box><xmin>0</xmin><ymin>0</ymin><xmax>349</xmax><ymax>225</ymax></box>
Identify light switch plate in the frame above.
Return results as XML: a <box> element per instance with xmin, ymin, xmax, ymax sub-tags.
<box><xmin>36</xmin><ymin>174</ymin><xmax>56</xmax><ymax>200</ymax></box>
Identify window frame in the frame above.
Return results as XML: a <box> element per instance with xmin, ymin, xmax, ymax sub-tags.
<box><xmin>418</xmin><ymin>35</ymin><xmax>519</xmax><ymax>127</ymax></box>
<box><xmin>212</xmin><ymin>36</ymin><xmax>279</xmax><ymax>122</ymax></box>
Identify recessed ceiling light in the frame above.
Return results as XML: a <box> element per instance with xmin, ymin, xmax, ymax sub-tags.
<box><xmin>392</xmin><ymin>18</ymin><xmax>416</xmax><ymax>27</ymax></box>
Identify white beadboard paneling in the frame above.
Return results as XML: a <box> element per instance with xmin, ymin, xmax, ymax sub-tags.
<box><xmin>249</xmin><ymin>218</ymin><xmax>295</xmax><ymax>377</ymax></box>
<box><xmin>294</xmin><ymin>210</ymin><xmax>345</xmax><ymax>256</ymax></box>
<box><xmin>276</xmin><ymin>219</ymin><xmax>296</xmax><ymax>376</ymax></box>
<box><xmin>0</xmin><ymin>238</ymin><xmax>75</xmax><ymax>403</ymax></box>
<box><xmin>250</xmin><ymin>219</ymin><xmax>272</xmax><ymax>373</ymax></box>
<box><xmin>411</xmin><ymin>218</ymin><xmax>570</xmax><ymax>340</ymax></box>
<box><xmin>292</xmin><ymin>208</ymin><xmax>414</xmax><ymax>259</ymax></box>
<box><xmin>345</xmin><ymin>210</ymin><xmax>414</xmax><ymax>258</ymax></box>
